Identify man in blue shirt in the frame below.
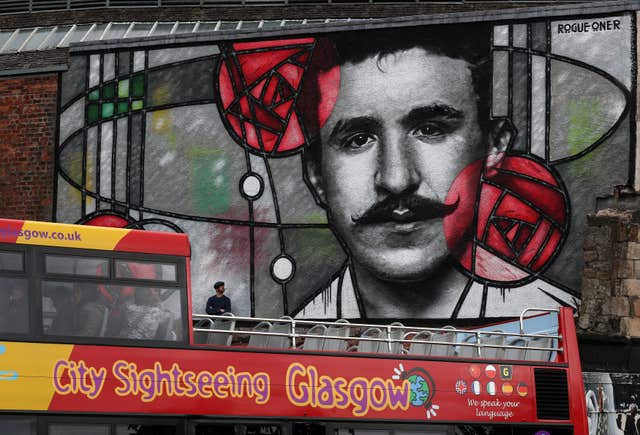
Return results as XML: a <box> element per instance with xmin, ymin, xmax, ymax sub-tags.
<box><xmin>206</xmin><ymin>281</ymin><xmax>231</xmax><ymax>315</ymax></box>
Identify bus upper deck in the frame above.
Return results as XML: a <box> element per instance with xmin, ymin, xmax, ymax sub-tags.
<box><xmin>0</xmin><ymin>218</ymin><xmax>587</xmax><ymax>434</ymax></box>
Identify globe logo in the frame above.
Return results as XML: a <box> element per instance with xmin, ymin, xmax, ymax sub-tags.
<box><xmin>408</xmin><ymin>373</ymin><xmax>431</xmax><ymax>406</ymax></box>
<box><xmin>402</xmin><ymin>367</ymin><xmax>436</xmax><ymax>409</ymax></box>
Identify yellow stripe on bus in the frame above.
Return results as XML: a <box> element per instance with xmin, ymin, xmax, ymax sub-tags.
<box><xmin>0</xmin><ymin>342</ymin><xmax>73</xmax><ymax>411</ymax></box>
<box><xmin>16</xmin><ymin>221</ymin><xmax>129</xmax><ymax>251</ymax></box>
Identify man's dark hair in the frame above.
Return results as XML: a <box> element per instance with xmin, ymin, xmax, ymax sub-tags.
<box><xmin>301</xmin><ymin>23</ymin><xmax>493</xmax><ymax>166</ymax></box>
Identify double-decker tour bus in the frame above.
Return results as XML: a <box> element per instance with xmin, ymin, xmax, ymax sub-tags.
<box><xmin>0</xmin><ymin>218</ymin><xmax>587</xmax><ymax>435</ymax></box>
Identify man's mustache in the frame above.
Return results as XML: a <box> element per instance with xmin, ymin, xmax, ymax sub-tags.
<box><xmin>352</xmin><ymin>194</ymin><xmax>459</xmax><ymax>225</ymax></box>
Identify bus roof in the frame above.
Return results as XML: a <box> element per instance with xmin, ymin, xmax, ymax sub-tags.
<box><xmin>0</xmin><ymin>218</ymin><xmax>190</xmax><ymax>257</ymax></box>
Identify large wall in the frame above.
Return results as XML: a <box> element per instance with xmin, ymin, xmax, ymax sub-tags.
<box><xmin>52</xmin><ymin>12</ymin><xmax>635</xmax><ymax>321</ymax></box>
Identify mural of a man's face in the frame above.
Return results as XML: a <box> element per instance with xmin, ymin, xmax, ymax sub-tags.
<box><xmin>309</xmin><ymin>47</ymin><xmax>505</xmax><ymax>282</ymax></box>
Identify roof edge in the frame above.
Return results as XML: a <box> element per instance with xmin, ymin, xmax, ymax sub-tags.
<box><xmin>70</xmin><ymin>0</ymin><xmax>640</xmax><ymax>53</ymax></box>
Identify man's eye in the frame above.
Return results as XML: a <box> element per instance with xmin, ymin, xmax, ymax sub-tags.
<box><xmin>412</xmin><ymin>124</ymin><xmax>445</xmax><ymax>138</ymax></box>
<box><xmin>344</xmin><ymin>133</ymin><xmax>376</xmax><ymax>149</ymax></box>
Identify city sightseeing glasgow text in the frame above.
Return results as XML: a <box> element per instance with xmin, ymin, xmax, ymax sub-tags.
<box><xmin>52</xmin><ymin>359</ymin><xmax>411</xmax><ymax>417</ymax></box>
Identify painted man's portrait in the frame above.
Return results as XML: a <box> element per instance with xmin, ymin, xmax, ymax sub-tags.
<box><xmin>55</xmin><ymin>15</ymin><xmax>632</xmax><ymax>320</ymax></box>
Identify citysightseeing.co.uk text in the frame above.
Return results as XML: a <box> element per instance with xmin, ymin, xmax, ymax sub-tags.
<box><xmin>0</xmin><ymin>226</ymin><xmax>82</xmax><ymax>241</ymax></box>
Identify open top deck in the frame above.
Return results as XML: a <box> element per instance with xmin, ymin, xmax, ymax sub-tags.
<box><xmin>192</xmin><ymin>308</ymin><xmax>566</xmax><ymax>363</ymax></box>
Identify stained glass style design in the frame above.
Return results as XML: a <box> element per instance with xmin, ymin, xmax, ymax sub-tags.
<box><xmin>86</xmin><ymin>73</ymin><xmax>145</xmax><ymax>124</ymax></box>
<box><xmin>55</xmin><ymin>15</ymin><xmax>635</xmax><ymax>320</ymax></box>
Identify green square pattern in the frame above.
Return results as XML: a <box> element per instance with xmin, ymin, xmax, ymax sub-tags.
<box><xmin>86</xmin><ymin>74</ymin><xmax>144</xmax><ymax>123</ymax></box>
<box><xmin>118</xmin><ymin>79</ymin><xmax>129</xmax><ymax>99</ymax></box>
<box><xmin>87</xmin><ymin>104</ymin><xmax>99</xmax><ymax>123</ymax></box>
<box><xmin>102</xmin><ymin>83</ymin><xmax>115</xmax><ymax>100</ymax></box>
<box><xmin>102</xmin><ymin>102</ymin><xmax>114</xmax><ymax>118</ymax></box>
<box><xmin>132</xmin><ymin>75</ymin><xmax>144</xmax><ymax>97</ymax></box>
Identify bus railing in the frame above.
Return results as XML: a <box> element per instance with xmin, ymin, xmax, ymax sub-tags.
<box><xmin>192</xmin><ymin>310</ymin><xmax>563</xmax><ymax>361</ymax></box>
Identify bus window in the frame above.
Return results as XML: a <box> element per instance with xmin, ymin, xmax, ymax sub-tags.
<box><xmin>49</xmin><ymin>423</ymin><xmax>110</xmax><ymax>435</ymax></box>
<box><xmin>115</xmin><ymin>423</ymin><xmax>178</xmax><ymax>435</ymax></box>
<box><xmin>0</xmin><ymin>250</ymin><xmax>23</xmax><ymax>271</ymax></box>
<box><xmin>115</xmin><ymin>260</ymin><xmax>177</xmax><ymax>282</ymax></box>
<box><xmin>42</xmin><ymin>281</ymin><xmax>183</xmax><ymax>341</ymax></box>
<box><xmin>194</xmin><ymin>423</ymin><xmax>282</xmax><ymax>435</ymax></box>
<box><xmin>295</xmin><ymin>423</ymin><xmax>325</xmax><ymax>435</ymax></box>
<box><xmin>335</xmin><ymin>429</ymin><xmax>449</xmax><ymax>435</ymax></box>
<box><xmin>0</xmin><ymin>416</ymin><xmax>36</xmax><ymax>435</ymax></box>
<box><xmin>45</xmin><ymin>255</ymin><xmax>109</xmax><ymax>277</ymax></box>
<box><xmin>0</xmin><ymin>277</ymin><xmax>29</xmax><ymax>334</ymax></box>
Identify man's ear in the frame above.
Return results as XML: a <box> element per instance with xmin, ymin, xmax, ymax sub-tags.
<box><xmin>303</xmin><ymin>151</ymin><xmax>327</xmax><ymax>206</ymax></box>
<box><xmin>485</xmin><ymin>118</ymin><xmax>514</xmax><ymax>170</ymax></box>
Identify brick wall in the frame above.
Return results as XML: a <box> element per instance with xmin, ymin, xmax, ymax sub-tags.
<box><xmin>578</xmin><ymin>209</ymin><xmax>640</xmax><ymax>337</ymax></box>
<box><xmin>0</xmin><ymin>74</ymin><xmax>57</xmax><ymax>221</ymax></box>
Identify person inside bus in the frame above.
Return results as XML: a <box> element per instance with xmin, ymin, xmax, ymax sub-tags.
<box><xmin>119</xmin><ymin>287</ymin><xmax>176</xmax><ymax>340</ymax></box>
<box><xmin>72</xmin><ymin>284</ymin><xmax>110</xmax><ymax>337</ymax></box>
<box><xmin>46</xmin><ymin>284</ymin><xmax>108</xmax><ymax>337</ymax></box>
<box><xmin>206</xmin><ymin>281</ymin><xmax>231</xmax><ymax>315</ymax></box>
<box><xmin>617</xmin><ymin>403</ymin><xmax>640</xmax><ymax>435</ymax></box>
<box><xmin>0</xmin><ymin>279</ymin><xmax>28</xmax><ymax>334</ymax></box>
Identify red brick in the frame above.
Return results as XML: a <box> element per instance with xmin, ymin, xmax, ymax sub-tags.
<box><xmin>0</xmin><ymin>74</ymin><xmax>57</xmax><ymax>221</ymax></box>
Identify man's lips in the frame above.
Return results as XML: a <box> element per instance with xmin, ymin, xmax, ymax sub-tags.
<box><xmin>389</xmin><ymin>207</ymin><xmax>420</xmax><ymax>223</ymax></box>
<box><xmin>351</xmin><ymin>195</ymin><xmax>459</xmax><ymax>225</ymax></box>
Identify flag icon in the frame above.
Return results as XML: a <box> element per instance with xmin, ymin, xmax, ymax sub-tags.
<box><xmin>472</xmin><ymin>380</ymin><xmax>482</xmax><ymax>395</ymax></box>
<box><xmin>485</xmin><ymin>365</ymin><xmax>497</xmax><ymax>379</ymax></box>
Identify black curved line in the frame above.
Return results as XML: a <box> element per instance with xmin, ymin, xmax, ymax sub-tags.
<box><xmin>480</xmin><ymin>283</ymin><xmax>488</xmax><ymax>318</ymax></box>
<box><xmin>539</xmin><ymin>289</ymin><xmax>573</xmax><ymax>308</ymax></box>
<box><xmin>451</xmin><ymin>277</ymin><xmax>475</xmax><ymax>320</ymax></box>
<box><xmin>480</xmin><ymin>189</ymin><xmax>508</xmax><ymax>244</ymax></box>
<box><xmin>496</xmin><ymin>168</ymin><xmax>564</xmax><ymax>193</ymax></box>
<box><xmin>125</xmin><ymin>218</ymin><xmax>185</xmax><ymax>233</ymax></box>
<box><xmin>347</xmin><ymin>260</ymin><xmax>366</xmax><ymax>319</ymax></box>
<box><xmin>336</xmin><ymin>263</ymin><xmax>346</xmax><ymax>319</ymax></box>
<box><xmin>470</xmin><ymin>237</ymin><xmax>561</xmax><ymax>289</ymax></box>
<box><xmin>55</xmin><ymin>168</ymin><xmax>330</xmax><ymax>229</ymax></box>
<box><xmin>232</xmin><ymin>42</ymin><xmax>315</xmax><ymax>55</ymax></box>
<box><xmin>60</xmin><ymin>53</ymin><xmax>220</xmax><ymax>113</ymax></box>
<box><xmin>494</xmin><ymin>46</ymin><xmax>631</xmax><ymax>165</ymax></box>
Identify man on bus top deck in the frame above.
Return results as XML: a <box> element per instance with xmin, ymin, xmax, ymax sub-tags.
<box><xmin>300</xmin><ymin>25</ymin><xmax>575</xmax><ymax>319</ymax></box>
<box><xmin>206</xmin><ymin>281</ymin><xmax>231</xmax><ymax>315</ymax></box>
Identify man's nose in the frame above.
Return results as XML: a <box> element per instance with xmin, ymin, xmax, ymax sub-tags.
<box><xmin>374</xmin><ymin>136</ymin><xmax>420</xmax><ymax>195</ymax></box>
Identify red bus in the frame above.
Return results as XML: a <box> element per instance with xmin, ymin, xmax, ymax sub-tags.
<box><xmin>0</xmin><ymin>218</ymin><xmax>587</xmax><ymax>435</ymax></box>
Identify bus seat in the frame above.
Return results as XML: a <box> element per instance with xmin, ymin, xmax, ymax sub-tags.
<box><xmin>379</xmin><ymin>322</ymin><xmax>404</xmax><ymax>355</ymax></box>
<box><xmin>357</xmin><ymin>328</ymin><xmax>383</xmax><ymax>353</ymax></box>
<box><xmin>324</xmin><ymin>319</ymin><xmax>350</xmax><ymax>351</ymax></box>
<box><xmin>248</xmin><ymin>321</ymin><xmax>272</xmax><ymax>348</ymax></box>
<box><xmin>457</xmin><ymin>333</ymin><xmax>478</xmax><ymax>358</ymax></box>
<box><xmin>154</xmin><ymin>317</ymin><xmax>173</xmax><ymax>340</ymax></box>
<box><xmin>524</xmin><ymin>335</ymin><xmax>553</xmax><ymax>361</ymax></box>
<box><xmin>302</xmin><ymin>324</ymin><xmax>327</xmax><ymax>351</ymax></box>
<box><xmin>193</xmin><ymin>318</ymin><xmax>213</xmax><ymax>344</ymax></box>
<box><xmin>208</xmin><ymin>313</ymin><xmax>236</xmax><ymax>346</ymax></box>
<box><xmin>408</xmin><ymin>331</ymin><xmax>432</xmax><ymax>356</ymax></box>
<box><xmin>268</xmin><ymin>316</ymin><xmax>292</xmax><ymax>349</ymax></box>
<box><xmin>480</xmin><ymin>330</ymin><xmax>506</xmax><ymax>359</ymax></box>
<box><xmin>504</xmin><ymin>337</ymin><xmax>527</xmax><ymax>360</ymax></box>
<box><xmin>430</xmin><ymin>326</ymin><xmax>456</xmax><ymax>357</ymax></box>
